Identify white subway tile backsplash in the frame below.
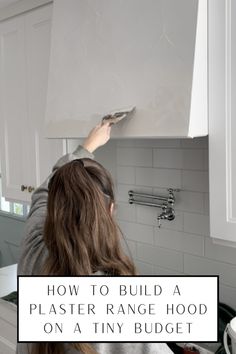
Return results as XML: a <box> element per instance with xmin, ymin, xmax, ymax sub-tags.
<box><xmin>220</xmin><ymin>284</ymin><xmax>236</xmax><ymax>310</ymax></box>
<box><xmin>136</xmin><ymin>205</ymin><xmax>157</xmax><ymax>226</ymax></box>
<box><xmin>120</xmin><ymin>237</ymin><xmax>137</xmax><ymax>258</ymax></box>
<box><xmin>203</xmin><ymin>193</ymin><xmax>210</xmax><ymax>215</ymax></box>
<box><xmin>183</xmin><ymin>149</ymin><xmax>205</xmax><ymax>170</ymax></box>
<box><xmin>148</xmin><ymin>139</ymin><xmax>181</xmax><ymax>148</ymax></box>
<box><xmin>115</xmin><ymin>202</ymin><xmax>136</xmax><ymax>223</ymax></box>
<box><xmin>154</xmin><ymin>228</ymin><xmax>204</xmax><ymax>256</ymax></box>
<box><xmin>204</xmin><ymin>237</ymin><xmax>236</xmax><ymax>265</ymax></box>
<box><xmin>116</xmin><ymin>140</ymin><xmax>137</xmax><ymax>148</ymax></box>
<box><xmin>153</xmin><ymin>187</ymin><xmax>171</xmax><ymax>195</ymax></box>
<box><xmin>153</xmin><ymin>149</ymin><xmax>183</xmax><ymax>169</ymax></box>
<box><xmin>117</xmin><ymin>166</ymin><xmax>135</xmax><ymax>184</ymax></box>
<box><xmin>180</xmin><ymin>137</ymin><xmax>208</xmax><ymax>149</ymax></box>
<box><xmin>110</xmin><ymin>137</ymin><xmax>235</xmax><ymax>308</ymax></box>
<box><xmin>182</xmin><ymin>170</ymin><xmax>209</xmax><ymax>192</ymax></box>
<box><xmin>118</xmin><ymin>220</ymin><xmax>154</xmax><ymax>244</ymax></box>
<box><xmin>126</xmin><ymin>240</ymin><xmax>137</xmax><ymax>258</ymax></box>
<box><xmin>136</xmin><ymin>167</ymin><xmax>181</xmax><ymax>188</ymax></box>
<box><xmin>184</xmin><ymin>254</ymin><xmax>236</xmax><ymax>288</ymax></box>
<box><xmin>175</xmin><ymin>191</ymin><xmax>204</xmax><ymax>214</ymax></box>
<box><xmin>153</xmin><ymin>265</ymin><xmax>185</xmax><ymax>276</ymax></box>
<box><xmin>183</xmin><ymin>212</ymin><xmax>210</xmax><ymax>236</ymax></box>
<box><xmin>116</xmin><ymin>139</ymin><xmax>181</xmax><ymax>148</ymax></box>
<box><xmin>137</xmin><ymin>243</ymin><xmax>183</xmax><ymax>272</ymax></box>
<box><xmin>153</xmin><ymin>149</ymin><xmax>204</xmax><ymax>170</ymax></box>
<box><xmin>117</xmin><ymin>147</ymin><xmax>152</xmax><ymax>167</ymax></box>
<box><xmin>203</xmin><ymin>149</ymin><xmax>209</xmax><ymax>170</ymax></box>
<box><xmin>135</xmin><ymin>260</ymin><xmax>154</xmax><ymax>275</ymax></box>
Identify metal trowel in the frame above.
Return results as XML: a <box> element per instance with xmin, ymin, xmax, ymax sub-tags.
<box><xmin>102</xmin><ymin>106</ymin><xmax>135</xmax><ymax>125</ymax></box>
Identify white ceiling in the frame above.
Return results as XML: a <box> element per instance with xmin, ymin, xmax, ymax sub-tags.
<box><xmin>0</xmin><ymin>0</ymin><xmax>20</xmax><ymax>10</ymax></box>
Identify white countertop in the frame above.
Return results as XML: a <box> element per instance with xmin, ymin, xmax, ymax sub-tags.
<box><xmin>0</xmin><ymin>264</ymin><xmax>17</xmax><ymax>297</ymax></box>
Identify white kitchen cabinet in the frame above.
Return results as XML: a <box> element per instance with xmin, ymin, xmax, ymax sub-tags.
<box><xmin>0</xmin><ymin>4</ymin><xmax>64</xmax><ymax>203</ymax></box>
<box><xmin>45</xmin><ymin>0</ymin><xmax>208</xmax><ymax>139</ymax></box>
<box><xmin>209</xmin><ymin>0</ymin><xmax>236</xmax><ymax>245</ymax></box>
<box><xmin>0</xmin><ymin>15</ymin><xmax>30</xmax><ymax>202</ymax></box>
<box><xmin>24</xmin><ymin>5</ymin><xmax>64</xmax><ymax>189</ymax></box>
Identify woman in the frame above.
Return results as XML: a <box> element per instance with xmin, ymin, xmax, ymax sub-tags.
<box><xmin>17</xmin><ymin>122</ymin><xmax>173</xmax><ymax>354</ymax></box>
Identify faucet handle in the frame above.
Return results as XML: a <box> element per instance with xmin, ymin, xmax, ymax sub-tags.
<box><xmin>157</xmin><ymin>207</ymin><xmax>175</xmax><ymax>228</ymax></box>
<box><xmin>167</xmin><ymin>188</ymin><xmax>180</xmax><ymax>205</ymax></box>
<box><xmin>167</xmin><ymin>188</ymin><xmax>181</xmax><ymax>193</ymax></box>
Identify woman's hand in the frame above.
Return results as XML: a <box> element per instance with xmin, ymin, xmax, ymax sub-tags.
<box><xmin>82</xmin><ymin>121</ymin><xmax>111</xmax><ymax>153</ymax></box>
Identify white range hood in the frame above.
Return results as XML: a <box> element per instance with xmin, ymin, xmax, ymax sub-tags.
<box><xmin>45</xmin><ymin>0</ymin><xmax>207</xmax><ymax>138</ymax></box>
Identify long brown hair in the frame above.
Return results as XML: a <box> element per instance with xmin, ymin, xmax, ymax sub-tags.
<box><xmin>31</xmin><ymin>158</ymin><xmax>137</xmax><ymax>354</ymax></box>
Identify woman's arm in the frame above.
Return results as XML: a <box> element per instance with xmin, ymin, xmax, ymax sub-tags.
<box><xmin>27</xmin><ymin>121</ymin><xmax>111</xmax><ymax>220</ymax></box>
<box><xmin>17</xmin><ymin>122</ymin><xmax>111</xmax><ymax>275</ymax></box>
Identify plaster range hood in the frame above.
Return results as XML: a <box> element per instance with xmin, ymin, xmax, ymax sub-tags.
<box><xmin>45</xmin><ymin>0</ymin><xmax>208</xmax><ymax>139</ymax></box>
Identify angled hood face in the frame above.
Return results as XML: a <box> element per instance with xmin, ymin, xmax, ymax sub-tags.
<box><xmin>45</xmin><ymin>0</ymin><xmax>207</xmax><ymax>139</ymax></box>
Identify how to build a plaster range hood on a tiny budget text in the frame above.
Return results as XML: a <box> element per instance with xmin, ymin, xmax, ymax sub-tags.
<box><xmin>44</xmin><ymin>0</ymin><xmax>208</xmax><ymax>139</ymax></box>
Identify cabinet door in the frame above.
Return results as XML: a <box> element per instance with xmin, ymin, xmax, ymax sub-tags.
<box><xmin>0</xmin><ymin>16</ymin><xmax>31</xmax><ymax>202</ymax></box>
<box><xmin>25</xmin><ymin>4</ymin><xmax>64</xmax><ymax>188</ymax></box>
<box><xmin>209</xmin><ymin>0</ymin><xmax>236</xmax><ymax>244</ymax></box>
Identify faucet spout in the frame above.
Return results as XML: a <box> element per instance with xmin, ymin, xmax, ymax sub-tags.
<box><xmin>157</xmin><ymin>207</ymin><xmax>175</xmax><ymax>227</ymax></box>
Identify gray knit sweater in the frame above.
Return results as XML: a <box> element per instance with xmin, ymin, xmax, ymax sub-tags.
<box><xmin>16</xmin><ymin>145</ymin><xmax>173</xmax><ymax>354</ymax></box>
